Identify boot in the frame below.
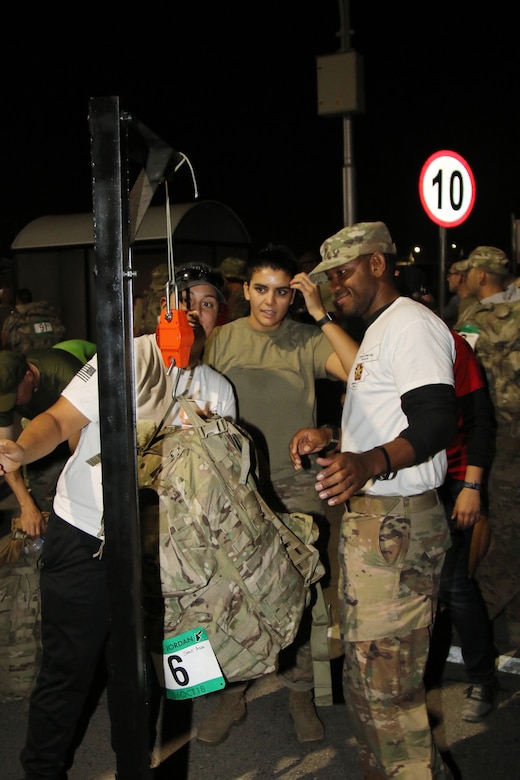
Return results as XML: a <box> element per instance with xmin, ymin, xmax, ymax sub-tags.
<box><xmin>196</xmin><ymin>686</ymin><xmax>247</xmax><ymax>746</ymax></box>
<box><xmin>288</xmin><ymin>689</ymin><xmax>324</xmax><ymax>743</ymax></box>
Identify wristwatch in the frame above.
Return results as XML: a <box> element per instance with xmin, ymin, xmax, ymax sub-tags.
<box><xmin>320</xmin><ymin>424</ymin><xmax>340</xmax><ymax>453</ymax></box>
<box><xmin>463</xmin><ymin>481</ymin><xmax>481</xmax><ymax>491</ymax></box>
<box><xmin>315</xmin><ymin>312</ymin><xmax>334</xmax><ymax>328</ymax></box>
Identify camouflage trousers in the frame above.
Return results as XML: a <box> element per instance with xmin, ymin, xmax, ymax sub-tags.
<box><xmin>273</xmin><ymin>469</ymin><xmax>327</xmax><ymax>693</ymax></box>
<box><xmin>269</xmin><ymin>465</ymin><xmax>325</xmax><ymax>518</ymax></box>
<box><xmin>476</xmin><ymin>433</ymin><xmax>520</xmax><ymax>625</ymax></box>
<box><xmin>339</xmin><ymin>493</ymin><xmax>451</xmax><ymax>779</ymax></box>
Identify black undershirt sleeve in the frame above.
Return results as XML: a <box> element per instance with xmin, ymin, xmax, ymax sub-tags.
<box><xmin>399</xmin><ymin>384</ymin><xmax>458</xmax><ymax>464</ymax></box>
<box><xmin>459</xmin><ymin>386</ymin><xmax>493</xmax><ymax>468</ymax></box>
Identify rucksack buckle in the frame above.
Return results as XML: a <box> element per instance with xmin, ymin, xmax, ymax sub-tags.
<box><xmin>199</xmin><ymin>417</ymin><xmax>228</xmax><ymax>438</ymax></box>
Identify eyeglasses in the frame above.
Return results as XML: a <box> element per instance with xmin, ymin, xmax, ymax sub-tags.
<box><xmin>446</xmin><ymin>271</ymin><xmax>462</xmax><ymax>277</ymax></box>
<box><xmin>175</xmin><ymin>265</ymin><xmax>224</xmax><ymax>289</ymax></box>
<box><xmin>176</xmin><ymin>264</ymin><xmax>211</xmax><ymax>280</ymax></box>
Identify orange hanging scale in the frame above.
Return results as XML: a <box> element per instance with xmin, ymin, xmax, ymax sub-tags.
<box><xmin>156</xmin><ymin>180</ymin><xmax>196</xmax><ymax>369</ymax></box>
<box><xmin>156</xmin><ymin>307</ymin><xmax>194</xmax><ymax>370</ymax></box>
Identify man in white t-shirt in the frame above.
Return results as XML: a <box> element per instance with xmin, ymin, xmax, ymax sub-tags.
<box><xmin>0</xmin><ymin>281</ymin><xmax>235</xmax><ymax>780</ymax></box>
<box><xmin>289</xmin><ymin>222</ymin><xmax>458</xmax><ymax>780</ymax></box>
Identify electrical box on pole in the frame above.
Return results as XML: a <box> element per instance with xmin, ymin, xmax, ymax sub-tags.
<box><xmin>316</xmin><ymin>51</ymin><xmax>365</xmax><ymax>116</ymax></box>
<box><xmin>315</xmin><ymin>48</ymin><xmax>364</xmax><ymax>226</ymax></box>
<box><xmin>316</xmin><ymin>0</ymin><xmax>365</xmax><ymax>227</ymax></box>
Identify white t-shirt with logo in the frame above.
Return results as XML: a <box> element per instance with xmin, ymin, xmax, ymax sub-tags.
<box><xmin>341</xmin><ymin>296</ymin><xmax>455</xmax><ymax>497</ymax></box>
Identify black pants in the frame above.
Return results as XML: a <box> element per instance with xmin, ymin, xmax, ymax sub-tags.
<box><xmin>21</xmin><ymin>511</ymin><xmax>110</xmax><ymax>779</ymax></box>
<box><xmin>426</xmin><ymin>479</ymin><xmax>496</xmax><ymax>687</ymax></box>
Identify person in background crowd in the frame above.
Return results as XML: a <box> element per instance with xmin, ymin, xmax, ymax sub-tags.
<box><xmin>455</xmin><ymin>245</ymin><xmax>520</xmax><ymax>307</ymax></box>
<box><xmin>53</xmin><ymin>340</ymin><xmax>97</xmax><ymax>365</ymax></box>
<box><xmin>394</xmin><ymin>267</ymin><xmax>499</xmax><ymax>722</ymax></box>
<box><xmin>0</xmin><ymin>348</ymin><xmax>85</xmax><ymax>536</ymax></box>
<box><xmin>216</xmin><ymin>256</ymin><xmax>250</xmax><ymax>320</ymax></box>
<box><xmin>424</xmin><ymin>329</ymin><xmax>498</xmax><ymax>722</ymax></box>
<box><xmin>455</xmin><ymin>246</ymin><xmax>520</xmax><ymax>660</ymax></box>
<box><xmin>289</xmin><ymin>221</ymin><xmax>458</xmax><ymax>779</ymax></box>
<box><xmin>442</xmin><ymin>261</ymin><xmax>476</xmax><ymax>326</ymax></box>
<box><xmin>1</xmin><ymin>296</ymin><xmax>65</xmax><ymax>352</ymax></box>
<box><xmin>394</xmin><ymin>263</ymin><xmax>436</xmax><ymax>310</ymax></box>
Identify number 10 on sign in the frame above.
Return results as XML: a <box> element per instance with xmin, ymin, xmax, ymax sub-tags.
<box><xmin>419</xmin><ymin>150</ymin><xmax>476</xmax><ymax>227</ymax></box>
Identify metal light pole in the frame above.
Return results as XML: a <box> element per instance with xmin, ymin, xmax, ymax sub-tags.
<box><xmin>316</xmin><ymin>0</ymin><xmax>364</xmax><ymax>228</ymax></box>
<box><xmin>339</xmin><ymin>0</ymin><xmax>356</xmax><ymax>227</ymax></box>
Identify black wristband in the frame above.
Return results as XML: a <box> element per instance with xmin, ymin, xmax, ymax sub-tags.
<box><xmin>315</xmin><ymin>312</ymin><xmax>334</xmax><ymax>327</ymax></box>
<box><xmin>462</xmin><ymin>481</ymin><xmax>481</xmax><ymax>491</ymax></box>
<box><xmin>375</xmin><ymin>445</ymin><xmax>397</xmax><ymax>481</ymax></box>
<box><xmin>320</xmin><ymin>424</ymin><xmax>340</xmax><ymax>453</ymax></box>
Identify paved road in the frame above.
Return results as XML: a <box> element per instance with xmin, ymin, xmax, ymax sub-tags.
<box><xmin>2</xmin><ymin>500</ymin><xmax>520</xmax><ymax>778</ymax></box>
<box><xmin>2</xmin><ymin>655</ymin><xmax>520</xmax><ymax>779</ymax></box>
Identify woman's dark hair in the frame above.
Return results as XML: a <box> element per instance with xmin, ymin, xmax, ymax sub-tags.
<box><xmin>246</xmin><ymin>244</ymin><xmax>299</xmax><ymax>281</ymax></box>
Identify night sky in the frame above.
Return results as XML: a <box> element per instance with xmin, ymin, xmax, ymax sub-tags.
<box><xmin>2</xmin><ymin>2</ymin><xmax>519</xmax><ymax>272</ymax></box>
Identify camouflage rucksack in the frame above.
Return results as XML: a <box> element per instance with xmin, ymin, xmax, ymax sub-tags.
<box><xmin>0</xmin><ymin>519</ymin><xmax>42</xmax><ymax>703</ymax></box>
<box><xmin>138</xmin><ymin>395</ymin><xmax>323</xmax><ymax>684</ymax></box>
<box><xmin>455</xmin><ymin>298</ymin><xmax>520</xmax><ymax>429</ymax></box>
<box><xmin>2</xmin><ymin>301</ymin><xmax>66</xmax><ymax>353</ymax></box>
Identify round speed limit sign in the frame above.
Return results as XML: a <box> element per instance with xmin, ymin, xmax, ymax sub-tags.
<box><xmin>419</xmin><ymin>150</ymin><xmax>476</xmax><ymax>228</ymax></box>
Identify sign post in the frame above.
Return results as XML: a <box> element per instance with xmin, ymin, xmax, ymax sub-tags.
<box><xmin>419</xmin><ymin>150</ymin><xmax>476</xmax><ymax>316</ymax></box>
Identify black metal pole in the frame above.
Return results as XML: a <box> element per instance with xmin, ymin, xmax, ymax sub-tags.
<box><xmin>439</xmin><ymin>226</ymin><xmax>447</xmax><ymax>317</ymax></box>
<box><xmin>88</xmin><ymin>95</ymin><xmax>152</xmax><ymax>779</ymax></box>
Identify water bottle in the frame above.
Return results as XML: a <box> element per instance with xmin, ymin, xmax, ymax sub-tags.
<box><xmin>23</xmin><ymin>536</ymin><xmax>45</xmax><ymax>557</ymax></box>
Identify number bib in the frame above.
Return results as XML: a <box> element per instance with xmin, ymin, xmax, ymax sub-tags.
<box><xmin>162</xmin><ymin>627</ymin><xmax>226</xmax><ymax>700</ymax></box>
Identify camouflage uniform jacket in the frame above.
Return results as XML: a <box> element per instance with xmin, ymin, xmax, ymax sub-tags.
<box><xmin>455</xmin><ymin>297</ymin><xmax>520</xmax><ymax>433</ymax></box>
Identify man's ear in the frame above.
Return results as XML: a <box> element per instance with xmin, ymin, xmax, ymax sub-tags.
<box><xmin>159</xmin><ymin>295</ymin><xmax>167</xmax><ymax>311</ymax></box>
<box><xmin>369</xmin><ymin>252</ymin><xmax>387</xmax><ymax>278</ymax></box>
<box><xmin>243</xmin><ymin>281</ymin><xmax>250</xmax><ymax>301</ymax></box>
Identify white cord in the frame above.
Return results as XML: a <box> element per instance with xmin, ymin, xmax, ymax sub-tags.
<box><xmin>164</xmin><ymin>181</ymin><xmax>177</xmax><ymax>311</ymax></box>
<box><xmin>163</xmin><ymin>152</ymin><xmax>199</xmax><ymax>314</ymax></box>
<box><xmin>174</xmin><ymin>152</ymin><xmax>199</xmax><ymax>199</ymax></box>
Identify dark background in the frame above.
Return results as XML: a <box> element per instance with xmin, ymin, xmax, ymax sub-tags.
<box><xmin>1</xmin><ymin>1</ymin><xmax>519</xmax><ymax>271</ymax></box>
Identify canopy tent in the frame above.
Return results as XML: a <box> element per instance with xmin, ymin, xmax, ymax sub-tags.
<box><xmin>10</xmin><ymin>200</ymin><xmax>251</xmax><ymax>342</ymax></box>
<box><xmin>11</xmin><ymin>200</ymin><xmax>251</xmax><ymax>250</ymax></box>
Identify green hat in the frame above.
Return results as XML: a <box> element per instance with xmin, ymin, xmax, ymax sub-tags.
<box><xmin>217</xmin><ymin>257</ymin><xmax>248</xmax><ymax>281</ymax></box>
<box><xmin>455</xmin><ymin>246</ymin><xmax>510</xmax><ymax>276</ymax></box>
<box><xmin>0</xmin><ymin>352</ymin><xmax>28</xmax><ymax>412</ymax></box>
<box><xmin>310</xmin><ymin>221</ymin><xmax>397</xmax><ymax>283</ymax></box>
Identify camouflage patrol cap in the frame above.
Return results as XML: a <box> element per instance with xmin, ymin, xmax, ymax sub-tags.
<box><xmin>456</xmin><ymin>246</ymin><xmax>509</xmax><ymax>276</ymax></box>
<box><xmin>310</xmin><ymin>221</ymin><xmax>397</xmax><ymax>283</ymax></box>
<box><xmin>0</xmin><ymin>351</ymin><xmax>29</xmax><ymax>412</ymax></box>
<box><xmin>452</xmin><ymin>259</ymin><xmax>469</xmax><ymax>274</ymax></box>
<box><xmin>216</xmin><ymin>257</ymin><xmax>248</xmax><ymax>282</ymax></box>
